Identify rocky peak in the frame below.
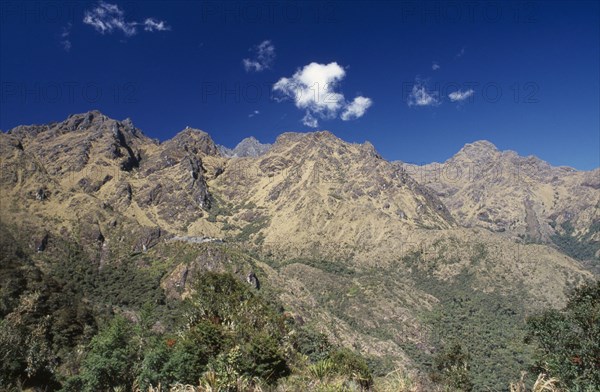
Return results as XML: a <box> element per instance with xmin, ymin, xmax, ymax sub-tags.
<box><xmin>272</xmin><ymin>131</ymin><xmax>349</xmax><ymax>154</ymax></box>
<box><xmin>8</xmin><ymin>110</ymin><xmax>147</xmax><ymax>143</ymax></box>
<box><xmin>7</xmin><ymin>124</ymin><xmax>49</xmax><ymax>140</ymax></box>
<box><xmin>218</xmin><ymin>136</ymin><xmax>272</xmax><ymax>158</ymax></box>
<box><xmin>59</xmin><ymin>110</ymin><xmax>109</xmax><ymax>133</ymax></box>
<box><xmin>359</xmin><ymin>141</ymin><xmax>382</xmax><ymax>159</ymax></box>
<box><xmin>454</xmin><ymin>140</ymin><xmax>499</xmax><ymax>161</ymax></box>
<box><xmin>168</xmin><ymin>127</ymin><xmax>219</xmax><ymax>156</ymax></box>
<box><xmin>4</xmin><ymin>111</ymin><xmax>155</xmax><ymax>176</ymax></box>
<box><xmin>274</xmin><ymin>132</ymin><xmax>306</xmax><ymax>145</ymax></box>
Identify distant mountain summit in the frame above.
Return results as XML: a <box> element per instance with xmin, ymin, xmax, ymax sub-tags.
<box><xmin>218</xmin><ymin>136</ymin><xmax>271</xmax><ymax>158</ymax></box>
<box><xmin>397</xmin><ymin>140</ymin><xmax>599</xmax><ymax>265</ymax></box>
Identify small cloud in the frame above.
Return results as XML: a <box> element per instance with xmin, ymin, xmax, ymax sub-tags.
<box><xmin>61</xmin><ymin>23</ymin><xmax>71</xmax><ymax>38</ymax></box>
<box><xmin>302</xmin><ymin>112</ymin><xmax>319</xmax><ymax>128</ymax></box>
<box><xmin>273</xmin><ymin>61</ymin><xmax>372</xmax><ymax>126</ymax></box>
<box><xmin>248</xmin><ymin>110</ymin><xmax>260</xmax><ymax>118</ymax></box>
<box><xmin>144</xmin><ymin>18</ymin><xmax>170</xmax><ymax>32</ymax></box>
<box><xmin>455</xmin><ymin>46</ymin><xmax>466</xmax><ymax>59</ymax></box>
<box><xmin>83</xmin><ymin>1</ymin><xmax>136</xmax><ymax>36</ymax></box>
<box><xmin>432</xmin><ymin>61</ymin><xmax>440</xmax><ymax>70</ymax></box>
<box><xmin>243</xmin><ymin>40</ymin><xmax>275</xmax><ymax>72</ymax></box>
<box><xmin>341</xmin><ymin>96</ymin><xmax>372</xmax><ymax>121</ymax></box>
<box><xmin>407</xmin><ymin>80</ymin><xmax>440</xmax><ymax>107</ymax></box>
<box><xmin>448</xmin><ymin>89</ymin><xmax>474</xmax><ymax>102</ymax></box>
<box><xmin>83</xmin><ymin>1</ymin><xmax>170</xmax><ymax>37</ymax></box>
<box><xmin>61</xmin><ymin>40</ymin><xmax>72</xmax><ymax>52</ymax></box>
<box><xmin>60</xmin><ymin>23</ymin><xmax>72</xmax><ymax>52</ymax></box>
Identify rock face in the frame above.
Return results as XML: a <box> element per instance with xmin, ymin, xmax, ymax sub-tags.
<box><xmin>246</xmin><ymin>271</ymin><xmax>260</xmax><ymax>289</ymax></box>
<box><xmin>7</xmin><ymin>111</ymin><xmax>148</xmax><ymax>175</ymax></box>
<box><xmin>0</xmin><ymin>111</ymin><xmax>221</xmax><ymax>237</ymax></box>
<box><xmin>218</xmin><ymin>136</ymin><xmax>271</xmax><ymax>158</ymax></box>
<box><xmin>138</xmin><ymin>127</ymin><xmax>216</xmax><ymax>225</ymax></box>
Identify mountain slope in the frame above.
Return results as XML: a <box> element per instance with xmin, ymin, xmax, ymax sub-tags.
<box><xmin>1</xmin><ymin>112</ymin><xmax>596</xmax><ymax>390</ymax></box>
<box><xmin>211</xmin><ymin>131</ymin><xmax>454</xmax><ymax>263</ymax></box>
<box><xmin>398</xmin><ymin>141</ymin><xmax>600</xmax><ymax>266</ymax></box>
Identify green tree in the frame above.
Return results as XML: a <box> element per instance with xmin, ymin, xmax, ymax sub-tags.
<box><xmin>526</xmin><ymin>280</ymin><xmax>600</xmax><ymax>391</ymax></box>
<box><xmin>156</xmin><ymin>320</ymin><xmax>224</xmax><ymax>385</ymax></box>
<box><xmin>329</xmin><ymin>348</ymin><xmax>373</xmax><ymax>388</ymax></box>
<box><xmin>239</xmin><ymin>332</ymin><xmax>288</xmax><ymax>382</ymax></box>
<box><xmin>431</xmin><ymin>342</ymin><xmax>473</xmax><ymax>391</ymax></box>
<box><xmin>64</xmin><ymin>316</ymin><xmax>137</xmax><ymax>392</ymax></box>
<box><xmin>291</xmin><ymin>326</ymin><xmax>331</xmax><ymax>362</ymax></box>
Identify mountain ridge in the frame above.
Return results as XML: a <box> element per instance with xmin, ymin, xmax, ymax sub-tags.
<box><xmin>3</xmin><ymin>111</ymin><xmax>597</xmax><ymax>252</ymax></box>
<box><xmin>5</xmin><ymin>110</ymin><xmax>596</xmax><ymax>169</ymax></box>
<box><xmin>1</xmin><ymin>110</ymin><xmax>597</xmax><ymax>390</ymax></box>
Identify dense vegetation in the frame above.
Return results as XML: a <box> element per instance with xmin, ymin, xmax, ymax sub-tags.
<box><xmin>0</xmin><ymin>223</ymin><xmax>372</xmax><ymax>391</ymax></box>
<box><xmin>402</xmin><ymin>250</ymin><xmax>535</xmax><ymax>391</ymax></box>
<box><xmin>551</xmin><ymin>221</ymin><xmax>600</xmax><ymax>273</ymax></box>
<box><xmin>2</xmin><ymin>220</ymin><xmax>598</xmax><ymax>391</ymax></box>
<box><xmin>526</xmin><ymin>280</ymin><xmax>600</xmax><ymax>391</ymax></box>
<box><xmin>61</xmin><ymin>272</ymin><xmax>305</xmax><ymax>391</ymax></box>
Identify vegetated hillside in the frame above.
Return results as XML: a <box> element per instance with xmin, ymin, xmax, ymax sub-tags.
<box><xmin>0</xmin><ymin>222</ymin><xmax>375</xmax><ymax>391</ymax></box>
<box><xmin>397</xmin><ymin>141</ymin><xmax>600</xmax><ymax>272</ymax></box>
<box><xmin>0</xmin><ymin>111</ymin><xmax>597</xmax><ymax>391</ymax></box>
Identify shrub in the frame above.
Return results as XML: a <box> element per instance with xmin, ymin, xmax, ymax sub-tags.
<box><xmin>65</xmin><ymin>316</ymin><xmax>137</xmax><ymax>392</ymax></box>
<box><xmin>430</xmin><ymin>343</ymin><xmax>473</xmax><ymax>391</ymax></box>
<box><xmin>292</xmin><ymin>327</ymin><xmax>331</xmax><ymax>362</ymax></box>
<box><xmin>329</xmin><ymin>348</ymin><xmax>373</xmax><ymax>388</ymax></box>
<box><xmin>526</xmin><ymin>280</ymin><xmax>600</xmax><ymax>391</ymax></box>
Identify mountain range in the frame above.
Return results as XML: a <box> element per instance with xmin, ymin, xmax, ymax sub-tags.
<box><xmin>1</xmin><ymin>111</ymin><xmax>598</xmax><ymax>390</ymax></box>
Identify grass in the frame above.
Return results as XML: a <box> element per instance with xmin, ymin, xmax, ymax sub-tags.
<box><xmin>509</xmin><ymin>373</ymin><xmax>561</xmax><ymax>392</ymax></box>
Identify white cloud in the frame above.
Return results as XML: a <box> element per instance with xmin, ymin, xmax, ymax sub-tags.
<box><xmin>341</xmin><ymin>96</ymin><xmax>373</xmax><ymax>121</ymax></box>
<box><xmin>274</xmin><ymin>62</ymin><xmax>345</xmax><ymax>116</ymax></box>
<box><xmin>302</xmin><ymin>112</ymin><xmax>319</xmax><ymax>128</ymax></box>
<box><xmin>432</xmin><ymin>61</ymin><xmax>440</xmax><ymax>70</ymax></box>
<box><xmin>448</xmin><ymin>89</ymin><xmax>474</xmax><ymax>102</ymax></box>
<box><xmin>60</xmin><ymin>23</ymin><xmax>71</xmax><ymax>52</ymax></box>
<box><xmin>273</xmin><ymin>62</ymin><xmax>372</xmax><ymax>127</ymax></box>
<box><xmin>243</xmin><ymin>40</ymin><xmax>275</xmax><ymax>72</ymax></box>
<box><xmin>248</xmin><ymin>110</ymin><xmax>260</xmax><ymax>118</ymax></box>
<box><xmin>455</xmin><ymin>46</ymin><xmax>466</xmax><ymax>59</ymax></box>
<box><xmin>83</xmin><ymin>1</ymin><xmax>170</xmax><ymax>37</ymax></box>
<box><xmin>144</xmin><ymin>18</ymin><xmax>170</xmax><ymax>32</ymax></box>
<box><xmin>83</xmin><ymin>2</ymin><xmax>136</xmax><ymax>36</ymax></box>
<box><xmin>61</xmin><ymin>39</ymin><xmax>72</xmax><ymax>52</ymax></box>
<box><xmin>407</xmin><ymin>81</ymin><xmax>440</xmax><ymax>107</ymax></box>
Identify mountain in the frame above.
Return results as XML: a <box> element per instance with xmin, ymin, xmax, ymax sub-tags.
<box><xmin>212</xmin><ymin>131</ymin><xmax>454</xmax><ymax>262</ymax></box>
<box><xmin>0</xmin><ymin>112</ymin><xmax>596</xmax><ymax>390</ymax></box>
<box><xmin>397</xmin><ymin>140</ymin><xmax>600</xmax><ymax>270</ymax></box>
<box><xmin>218</xmin><ymin>136</ymin><xmax>272</xmax><ymax>158</ymax></box>
<box><xmin>0</xmin><ymin>112</ymin><xmax>228</xmax><ymax>240</ymax></box>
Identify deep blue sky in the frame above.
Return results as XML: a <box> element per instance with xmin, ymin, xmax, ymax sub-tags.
<box><xmin>1</xmin><ymin>0</ymin><xmax>599</xmax><ymax>169</ymax></box>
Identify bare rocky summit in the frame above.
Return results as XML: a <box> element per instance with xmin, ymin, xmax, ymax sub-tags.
<box><xmin>218</xmin><ymin>136</ymin><xmax>272</xmax><ymax>158</ymax></box>
<box><xmin>397</xmin><ymin>140</ymin><xmax>599</xmax><ymax>262</ymax></box>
